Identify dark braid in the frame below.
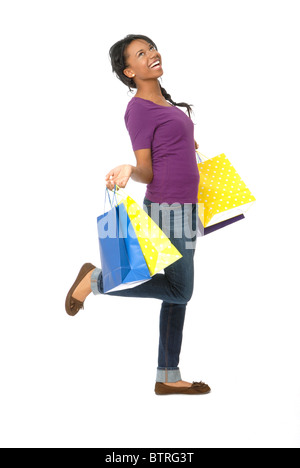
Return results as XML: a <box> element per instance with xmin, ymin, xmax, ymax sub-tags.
<box><xmin>109</xmin><ymin>34</ymin><xmax>194</xmax><ymax>118</ymax></box>
<box><xmin>160</xmin><ymin>85</ymin><xmax>193</xmax><ymax>119</ymax></box>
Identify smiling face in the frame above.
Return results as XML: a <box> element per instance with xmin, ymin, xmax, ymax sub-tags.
<box><xmin>123</xmin><ymin>39</ymin><xmax>163</xmax><ymax>84</ymax></box>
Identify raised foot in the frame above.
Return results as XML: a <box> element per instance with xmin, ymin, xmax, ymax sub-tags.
<box><xmin>65</xmin><ymin>263</ymin><xmax>96</xmax><ymax>316</ymax></box>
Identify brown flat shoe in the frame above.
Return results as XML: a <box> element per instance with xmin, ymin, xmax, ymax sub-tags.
<box><xmin>65</xmin><ymin>263</ymin><xmax>96</xmax><ymax>316</ymax></box>
<box><xmin>155</xmin><ymin>381</ymin><xmax>211</xmax><ymax>395</ymax></box>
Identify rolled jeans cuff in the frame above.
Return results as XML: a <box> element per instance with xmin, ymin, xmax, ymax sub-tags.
<box><xmin>91</xmin><ymin>268</ymin><xmax>102</xmax><ymax>295</ymax></box>
<box><xmin>156</xmin><ymin>368</ymin><xmax>182</xmax><ymax>383</ymax></box>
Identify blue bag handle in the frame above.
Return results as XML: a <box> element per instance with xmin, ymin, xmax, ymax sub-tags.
<box><xmin>104</xmin><ymin>185</ymin><xmax>119</xmax><ymax>212</ymax></box>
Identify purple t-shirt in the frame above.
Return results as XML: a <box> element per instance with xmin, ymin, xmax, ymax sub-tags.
<box><xmin>124</xmin><ymin>96</ymin><xmax>200</xmax><ymax>204</ymax></box>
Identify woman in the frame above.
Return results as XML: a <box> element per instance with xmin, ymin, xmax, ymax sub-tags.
<box><xmin>65</xmin><ymin>34</ymin><xmax>211</xmax><ymax>396</ymax></box>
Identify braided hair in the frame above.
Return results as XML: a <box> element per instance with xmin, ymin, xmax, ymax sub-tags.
<box><xmin>109</xmin><ymin>34</ymin><xmax>194</xmax><ymax>119</ymax></box>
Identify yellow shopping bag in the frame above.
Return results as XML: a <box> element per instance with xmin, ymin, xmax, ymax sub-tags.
<box><xmin>114</xmin><ymin>188</ymin><xmax>183</xmax><ymax>276</ymax></box>
<box><xmin>196</xmin><ymin>151</ymin><xmax>256</xmax><ymax>228</ymax></box>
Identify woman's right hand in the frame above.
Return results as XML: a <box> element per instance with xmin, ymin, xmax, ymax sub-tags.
<box><xmin>105</xmin><ymin>164</ymin><xmax>133</xmax><ymax>191</ymax></box>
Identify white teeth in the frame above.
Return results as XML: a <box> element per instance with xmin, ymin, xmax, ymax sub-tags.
<box><xmin>150</xmin><ymin>61</ymin><xmax>160</xmax><ymax>68</ymax></box>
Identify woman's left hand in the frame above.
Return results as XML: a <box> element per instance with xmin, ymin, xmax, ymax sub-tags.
<box><xmin>195</xmin><ymin>140</ymin><xmax>199</xmax><ymax>150</ymax></box>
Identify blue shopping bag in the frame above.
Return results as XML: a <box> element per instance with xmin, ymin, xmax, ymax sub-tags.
<box><xmin>97</xmin><ymin>194</ymin><xmax>151</xmax><ymax>293</ymax></box>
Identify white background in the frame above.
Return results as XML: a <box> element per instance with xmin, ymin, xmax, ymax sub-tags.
<box><xmin>1</xmin><ymin>0</ymin><xmax>299</xmax><ymax>448</ymax></box>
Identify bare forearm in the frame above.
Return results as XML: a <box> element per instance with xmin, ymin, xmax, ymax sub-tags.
<box><xmin>130</xmin><ymin>165</ymin><xmax>153</xmax><ymax>184</ymax></box>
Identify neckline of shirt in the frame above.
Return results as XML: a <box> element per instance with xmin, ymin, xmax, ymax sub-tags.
<box><xmin>133</xmin><ymin>96</ymin><xmax>175</xmax><ymax>108</ymax></box>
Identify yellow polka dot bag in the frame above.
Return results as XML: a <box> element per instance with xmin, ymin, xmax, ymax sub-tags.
<box><xmin>115</xmin><ymin>188</ymin><xmax>183</xmax><ymax>276</ymax></box>
<box><xmin>196</xmin><ymin>151</ymin><xmax>256</xmax><ymax>235</ymax></box>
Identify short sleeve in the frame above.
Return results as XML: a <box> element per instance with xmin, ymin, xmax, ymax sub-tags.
<box><xmin>125</xmin><ymin>103</ymin><xmax>156</xmax><ymax>151</ymax></box>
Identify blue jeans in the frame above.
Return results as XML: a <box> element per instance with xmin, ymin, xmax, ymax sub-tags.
<box><xmin>91</xmin><ymin>198</ymin><xmax>198</xmax><ymax>383</ymax></box>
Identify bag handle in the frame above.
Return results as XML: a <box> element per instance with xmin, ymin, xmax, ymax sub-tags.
<box><xmin>196</xmin><ymin>150</ymin><xmax>210</xmax><ymax>163</ymax></box>
<box><xmin>104</xmin><ymin>186</ymin><xmax>119</xmax><ymax>212</ymax></box>
<box><xmin>113</xmin><ymin>184</ymin><xmax>132</xmax><ymax>203</ymax></box>
<box><xmin>105</xmin><ymin>184</ymin><xmax>128</xmax><ymax>208</ymax></box>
